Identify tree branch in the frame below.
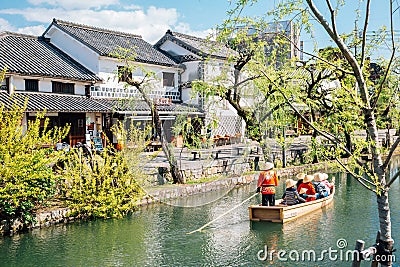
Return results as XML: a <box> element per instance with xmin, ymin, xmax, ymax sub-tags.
<box><xmin>335</xmin><ymin>158</ymin><xmax>377</xmax><ymax>193</ymax></box>
<box><xmin>306</xmin><ymin>0</ymin><xmax>369</xmax><ymax>106</ymax></box>
<box><xmin>234</xmin><ymin>74</ymin><xmax>262</xmax><ymax>89</ymax></box>
<box><xmin>382</xmin><ymin>135</ymin><xmax>400</xmax><ymax>170</ymax></box>
<box><xmin>259</xmin><ymin>68</ymin><xmax>374</xmax><ymax>176</ymax></box>
<box><xmin>325</xmin><ymin>0</ymin><xmax>338</xmax><ymax>36</ymax></box>
<box><xmin>386</xmin><ymin>170</ymin><xmax>400</xmax><ymax>188</ymax></box>
<box><xmin>277</xmin><ymin>32</ymin><xmax>353</xmax><ymax>75</ymax></box>
<box><xmin>360</xmin><ymin>0</ymin><xmax>371</xmax><ymax>69</ymax></box>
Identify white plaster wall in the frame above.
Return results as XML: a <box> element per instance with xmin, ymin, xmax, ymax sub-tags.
<box><xmin>44</xmin><ymin>27</ymin><xmax>99</xmax><ymax>73</ymax></box>
<box><xmin>181</xmin><ymin>87</ymin><xmax>199</xmax><ymax>105</ymax></box>
<box><xmin>181</xmin><ymin>61</ymin><xmax>200</xmax><ymax>82</ymax></box>
<box><xmin>11</xmin><ymin>75</ymin><xmax>87</xmax><ymax>95</ymax></box>
<box><xmin>11</xmin><ymin>78</ymin><xmax>24</xmax><ymax>91</ymax></box>
<box><xmin>160</xmin><ymin>40</ymin><xmax>192</xmax><ymax>56</ymax></box>
<box><xmin>98</xmin><ymin>57</ymin><xmax>180</xmax><ymax>93</ymax></box>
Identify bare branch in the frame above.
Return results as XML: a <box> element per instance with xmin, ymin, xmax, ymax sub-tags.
<box><xmin>335</xmin><ymin>158</ymin><xmax>377</xmax><ymax>193</ymax></box>
<box><xmin>360</xmin><ymin>0</ymin><xmax>371</xmax><ymax>69</ymax></box>
<box><xmin>387</xmin><ymin>170</ymin><xmax>400</xmax><ymax>188</ymax></box>
<box><xmin>383</xmin><ymin>135</ymin><xmax>400</xmax><ymax>170</ymax></box>
<box><xmin>325</xmin><ymin>0</ymin><xmax>338</xmax><ymax>36</ymax></box>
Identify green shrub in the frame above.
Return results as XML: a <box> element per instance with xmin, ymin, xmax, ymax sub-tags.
<box><xmin>60</xmin><ymin>124</ymin><xmax>145</xmax><ymax>219</ymax></box>
<box><xmin>0</xmin><ymin>102</ymin><xmax>69</xmax><ymax>223</ymax></box>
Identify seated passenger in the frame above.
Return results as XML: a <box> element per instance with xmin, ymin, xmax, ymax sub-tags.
<box><xmin>297</xmin><ymin>174</ymin><xmax>318</xmax><ymax>201</ymax></box>
<box><xmin>317</xmin><ymin>172</ymin><xmax>334</xmax><ymax>194</ymax></box>
<box><xmin>313</xmin><ymin>172</ymin><xmax>329</xmax><ymax>199</ymax></box>
<box><xmin>296</xmin><ymin>172</ymin><xmax>306</xmax><ymax>189</ymax></box>
<box><xmin>281</xmin><ymin>179</ymin><xmax>305</xmax><ymax>205</ymax></box>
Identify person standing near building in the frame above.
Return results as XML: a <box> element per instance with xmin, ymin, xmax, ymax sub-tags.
<box><xmin>256</xmin><ymin>162</ymin><xmax>279</xmax><ymax>206</ymax></box>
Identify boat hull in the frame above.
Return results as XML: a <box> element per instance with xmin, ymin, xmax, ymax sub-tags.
<box><xmin>249</xmin><ymin>187</ymin><xmax>335</xmax><ymax>223</ymax></box>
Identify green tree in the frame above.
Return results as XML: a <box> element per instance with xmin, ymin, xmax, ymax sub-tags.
<box><xmin>111</xmin><ymin>48</ymin><xmax>185</xmax><ymax>184</ymax></box>
<box><xmin>228</xmin><ymin>0</ymin><xmax>399</xmax><ymax>265</ymax></box>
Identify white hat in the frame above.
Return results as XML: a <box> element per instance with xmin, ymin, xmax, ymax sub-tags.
<box><xmin>285</xmin><ymin>179</ymin><xmax>296</xmax><ymax>188</ymax></box>
<box><xmin>260</xmin><ymin>162</ymin><xmax>274</xmax><ymax>171</ymax></box>
<box><xmin>314</xmin><ymin>172</ymin><xmax>322</xmax><ymax>182</ymax></box>
<box><xmin>296</xmin><ymin>172</ymin><xmax>306</xmax><ymax>180</ymax></box>
<box><xmin>303</xmin><ymin>175</ymin><xmax>314</xmax><ymax>183</ymax></box>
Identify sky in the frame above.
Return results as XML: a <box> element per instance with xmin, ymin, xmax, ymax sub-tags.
<box><xmin>0</xmin><ymin>0</ymin><xmax>398</xmax><ymax>57</ymax></box>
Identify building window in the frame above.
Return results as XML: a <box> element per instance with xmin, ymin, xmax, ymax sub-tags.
<box><xmin>118</xmin><ymin>66</ymin><xmax>132</xmax><ymax>82</ymax></box>
<box><xmin>25</xmin><ymin>79</ymin><xmax>39</xmax><ymax>92</ymax></box>
<box><xmin>163</xmin><ymin>72</ymin><xmax>175</xmax><ymax>87</ymax></box>
<box><xmin>52</xmin><ymin>81</ymin><xmax>74</xmax><ymax>94</ymax></box>
<box><xmin>0</xmin><ymin>77</ymin><xmax>9</xmax><ymax>91</ymax></box>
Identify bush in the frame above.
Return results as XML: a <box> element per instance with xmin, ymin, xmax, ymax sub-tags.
<box><xmin>0</xmin><ymin>102</ymin><xmax>69</xmax><ymax>223</ymax></box>
<box><xmin>60</xmin><ymin>124</ymin><xmax>146</xmax><ymax>219</ymax></box>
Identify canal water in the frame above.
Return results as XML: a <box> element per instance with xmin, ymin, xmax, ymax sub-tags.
<box><xmin>1</xmin><ymin>159</ymin><xmax>400</xmax><ymax>266</ymax></box>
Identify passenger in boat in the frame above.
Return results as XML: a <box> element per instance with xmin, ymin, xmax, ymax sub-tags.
<box><xmin>281</xmin><ymin>179</ymin><xmax>305</xmax><ymax>205</ymax></box>
<box><xmin>297</xmin><ymin>174</ymin><xmax>317</xmax><ymax>202</ymax></box>
<box><xmin>256</xmin><ymin>162</ymin><xmax>279</xmax><ymax>206</ymax></box>
<box><xmin>316</xmin><ymin>172</ymin><xmax>334</xmax><ymax>194</ymax></box>
<box><xmin>295</xmin><ymin>172</ymin><xmax>306</xmax><ymax>189</ymax></box>
<box><xmin>313</xmin><ymin>172</ymin><xmax>329</xmax><ymax>199</ymax></box>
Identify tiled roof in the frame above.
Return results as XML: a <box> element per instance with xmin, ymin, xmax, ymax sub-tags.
<box><xmin>155</xmin><ymin>30</ymin><xmax>236</xmax><ymax>61</ymax></box>
<box><xmin>0</xmin><ymin>32</ymin><xmax>101</xmax><ymax>82</ymax></box>
<box><xmin>46</xmin><ymin>19</ymin><xmax>177</xmax><ymax>67</ymax></box>
<box><xmin>93</xmin><ymin>98</ymin><xmax>202</xmax><ymax>114</ymax></box>
<box><xmin>0</xmin><ymin>91</ymin><xmax>109</xmax><ymax>113</ymax></box>
<box><xmin>0</xmin><ymin>90</ymin><xmax>202</xmax><ymax>115</ymax></box>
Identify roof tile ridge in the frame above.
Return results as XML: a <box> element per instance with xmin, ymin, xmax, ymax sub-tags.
<box><xmin>0</xmin><ymin>31</ymin><xmax>39</xmax><ymax>39</ymax></box>
<box><xmin>53</xmin><ymin>18</ymin><xmax>142</xmax><ymax>39</ymax></box>
<box><xmin>16</xmin><ymin>91</ymin><xmax>87</xmax><ymax>98</ymax></box>
<box><xmin>172</xmin><ymin>31</ymin><xmax>209</xmax><ymax>42</ymax></box>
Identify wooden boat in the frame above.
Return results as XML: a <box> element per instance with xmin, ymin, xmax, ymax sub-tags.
<box><xmin>249</xmin><ymin>186</ymin><xmax>335</xmax><ymax>223</ymax></box>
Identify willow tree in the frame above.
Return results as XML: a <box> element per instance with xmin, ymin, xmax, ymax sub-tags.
<box><xmin>228</xmin><ymin>0</ymin><xmax>399</xmax><ymax>265</ymax></box>
<box><xmin>193</xmin><ymin>20</ymin><xmax>348</xmax><ymax>166</ymax></box>
<box><xmin>192</xmin><ymin>20</ymin><xmax>290</xmax><ymax>143</ymax></box>
<box><xmin>112</xmin><ymin>48</ymin><xmax>184</xmax><ymax>184</ymax></box>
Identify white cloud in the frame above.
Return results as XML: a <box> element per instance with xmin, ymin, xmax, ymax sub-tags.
<box><xmin>175</xmin><ymin>22</ymin><xmax>213</xmax><ymax>39</ymax></box>
<box><xmin>123</xmin><ymin>5</ymin><xmax>141</xmax><ymax>11</ymax></box>
<box><xmin>0</xmin><ymin>5</ymin><xmax>212</xmax><ymax>43</ymax></box>
<box><xmin>16</xmin><ymin>25</ymin><xmax>47</xmax><ymax>36</ymax></box>
<box><xmin>0</xmin><ymin>18</ymin><xmax>15</xmax><ymax>32</ymax></box>
<box><xmin>27</xmin><ymin>0</ymin><xmax>119</xmax><ymax>10</ymax></box>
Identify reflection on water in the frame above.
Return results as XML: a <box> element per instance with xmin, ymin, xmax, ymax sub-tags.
<box><xmin>163</xmin><ymin>185</ymin><xmax>237</xmax><ymax>207</ymax></box>
<box><xmin>1</xmin><ymin>166</ymin><xmax>400</xmax><ymax>266</ymax></box>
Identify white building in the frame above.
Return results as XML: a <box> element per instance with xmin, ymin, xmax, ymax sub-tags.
<box><xmin>42</xmin><ymin>19</ymin><xmax>201</xmax><ymax>144</ymax></box>
<box><xmin>0</xmin><ymin>31</ymin><xmax>107</xmax><ymax>146</ymax></box>
<box><xmin>155</xmin><ymin>30</ymin><xmax>245</xmax><ymax>137</ymax></box>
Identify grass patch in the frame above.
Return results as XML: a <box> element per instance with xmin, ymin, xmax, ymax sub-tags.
<box><xmin>185</xmin><ymin>174</ymin><xmax>227</xmax><ymax>184</ymax></box>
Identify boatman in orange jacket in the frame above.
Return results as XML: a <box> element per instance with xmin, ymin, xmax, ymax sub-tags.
<box><xmin>256</xmin><ymin>162</ymin><xmax>279</xmax><ymax>206</ymax></box>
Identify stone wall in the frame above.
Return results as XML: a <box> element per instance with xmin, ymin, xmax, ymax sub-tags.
<box><xmin>146</xmin><ymin>155</ymin><xmax>259</xmax><ymax>185</ymax></box>
<box><xmin>138</xmin><ymin>173</ymin><xmax>259</xmax><ymax>205</ymax></box>
<box><xmin>0</xmin><ymin>207</ymin><xmax>71</xmax><ymax>236</ymax></box>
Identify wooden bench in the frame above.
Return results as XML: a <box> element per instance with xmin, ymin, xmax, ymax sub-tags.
<box><xmin>214</xmin><ymin>150</ymin><xmax>222</xmax><ymax>159</ymax></box>
<box><xmin>191</xmin><ymin>151</ymin><xmax>200</xmax><ymax>160</ymax></box>
<box><xmin>236</xmin><ymin>146</ymin><xmax>247</xmax><ymax>155</ymax></box>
